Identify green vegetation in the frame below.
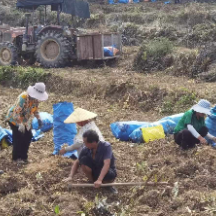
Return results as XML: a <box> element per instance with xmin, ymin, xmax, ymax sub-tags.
<box><xmin>0</xmin><ymin>66</ymin><xmax>49</xmax><ymax>88</ymax></box>
<box><xmin>144</xmin><ymin>38</ymin><xmax>173</xmax><ymax>59</ymax></box>
<box><xmin>134</xmin><ymin>38</ymin><xmax>173</xmax><ymax>72</ymax></box>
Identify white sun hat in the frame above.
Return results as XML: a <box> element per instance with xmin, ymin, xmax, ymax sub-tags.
<box><xmin>64</xmin><ymin>108</ymin><xmax>97</xmax><ymax>124</ymax></box>
<box><xmin>192</xmin><ymin>99</ymin><xmax>211</xmax><ymax>116</ymax></box>
<box><xmin>27</xmin><ymin>82</ymin><xmax>48</xmax><ymax>101</ymax></box>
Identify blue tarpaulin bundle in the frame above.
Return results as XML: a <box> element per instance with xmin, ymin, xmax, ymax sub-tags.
<box><xmin>53</xmin><ymin>102</ymin><xmax>77</xmax><ymax>157</ymax></box>
<box><xmin>110</xmin><ymin>113</ymin><xmax>184</xmax><ymax>143</ymax></box>
<box><xmin>104</xmin><ymin>47</ymin><xmax>114</xmax><ymax>57</ymax></box>
<box><xmin>206</xmin><ymin>106</ymin><xmax>216</xmax><ymax>136</ymax></box>
<box><xmin>32</xmin><ymin>112</ymin><xmax>53</xmax><ymax>132</ymax></box>
<box><xmin>160</xmin><ymin>113</ymin><xmax>184</xmax><ymax>124</ymax></box>
<box><xmin>109</xmin><ymin>0</ymin><xmax>139</xmax><ymax>4</ymax></box>
<box><xmin>31</xmin><ymin>129</ymin><xmax>44</xmax><ymax>142</ymax></box>
<box><xmin>110</xmin><ymin>121</ymin><xmax>150</xmax><ymax>141</ymax></box>
<box><xmin>205</xmin><ymin>106</ymin><xmax>216</xmax><ymax>146</ymax></box>
<box><xmin>108</xmin><ymin>0</ymin><xmax>115</xmax><ymax>4</ymax></box>
<box><xmin>0</xmin><ymin>126</ymin><xmax>8</xmax><ymax>142</ymax></box>
<box><xmin>118</xmin><ymin>0</ymin><xmax>129</xmax><ymax>3</ymax></box>
<box><xmin>0</xmin><ymin>127</ymin><xmax>44</xmax><ymax>145</ymax></box>
<box><xmin>129</xmin><ymin>119</ymin><xmax>177</xmax><ymax>143</ymax></box>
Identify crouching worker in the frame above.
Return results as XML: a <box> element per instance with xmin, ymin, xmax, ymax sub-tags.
<box><xmin>174</xmin><ymin>99</ymin><xmax>216</xmax><ymax>150</ymax></box>
<box><xmin>6</xmin><ymin>83</ymin><xmax>48</xmax><ymax>161</ymax></box>
<box><xmin>59</xmin><ymin>108</ymin><xmax>104</xmax><ymax>157</ymax></box>
<box><xmin>63</xmin><ymin>130</ymin><xmax>117</xmax><ymax>193</ymax></box>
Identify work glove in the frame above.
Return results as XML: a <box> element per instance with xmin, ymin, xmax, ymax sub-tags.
<box><xmin>18</xmin><ymin>124</ymin><xmax>25</xmax><ymax>133</ymax></box>
<box><xmin>38</xmin><ymin>119</ymin><xmax>43</xmax><ymax>129</ymax></box>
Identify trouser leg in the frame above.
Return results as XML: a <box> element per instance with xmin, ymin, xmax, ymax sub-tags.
<box><xmin>174</xmin><ymin>129</ymin><xmax>198</xmax><ymax>149</ymax></box>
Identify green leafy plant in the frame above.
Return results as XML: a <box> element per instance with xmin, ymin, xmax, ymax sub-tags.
<box><xmin>54</xmin><ymin>205</ymin><xmax>60</xmax><ymax>215</ymax></box>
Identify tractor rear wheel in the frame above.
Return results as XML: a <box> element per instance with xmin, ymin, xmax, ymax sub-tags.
<box><xmin>35</xmin><ymin>32</ymin><xmax>71</xmax><ymax>68</ymax></box>
<box><xmin>0</xmin><ymin>43</ymin><xmax>18</xmax><ymax>66</ymax></box>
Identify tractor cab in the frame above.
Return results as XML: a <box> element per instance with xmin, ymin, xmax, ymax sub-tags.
<box><xmin>0</xmin><ymin>0</ymin><xmax>90</xmax><ymax>67</ymax></box>
<box><xmin>16</xmin><ymin>0</ymin><xmax>90</xmax><ymax>25</ymax></box>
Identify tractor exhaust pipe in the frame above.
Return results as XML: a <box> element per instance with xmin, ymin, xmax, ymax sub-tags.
<box><xmin>22</xmin><ymin>13</ymin><xmax>31</xmax><ymax>51</ymax></box>
<box><xmin>25</xmin><ymin>13</ymin><xmax>31</xmax><ymax>36</ymax></box>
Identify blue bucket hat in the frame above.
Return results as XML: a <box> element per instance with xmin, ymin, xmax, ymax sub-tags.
<box><xmin>192</xmin><ymin>99</ymin><xmax>211</xmax><ymax>116</ymax></box>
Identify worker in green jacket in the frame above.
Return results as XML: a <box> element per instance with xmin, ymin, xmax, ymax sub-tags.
<box><xmin>174</xmin><ymin>99</ymin><xmax>216</xmax><ymax>150</ymax></box>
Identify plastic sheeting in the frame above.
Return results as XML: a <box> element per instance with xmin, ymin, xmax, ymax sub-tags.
<box><xmin>129</xmin><ymin>119</ymin><xmax>177</xmax><ymax>143</ymax></box>
<box><xmin>205</xmin><ymin>106</ymin><xmax>216</xmax><ymax>146</ymax></box>
<box><xmin>31</xmin><ymin>129</ymin><xmax>44</xmax><ymax>142</ymax></box>
<box><xmin>118</xmin><ymin>0</ymin><xmax>129</xmax><ymax>3</ymax></box>
<box><xmin>104</xmin><ymin>46</ymin><xmax>119</xmax><ymax>57</ymax></box>
<box><xmin>206</xmin><ymin>106</ymin><xmax>216</xmax><ymax>137</ymax></box>
<box><xmin>53</xmin><ymin>102</ymin><xmax>77</xmax><ymax>157</ymax></box>
<box><xmin>0</xmin><ymin>126</ymin><xmax>8</xmax><ymax>142</ymax></box>
<box><xmin>109</xmin><ymin>0</ymin><xmax>139</xmax><ymax>4</ymax></box>
<box><xmin>160</xmin><ymin>113</ymin><xmax>184</xmax><ymax>124</ymax></box>
<box><xmin>32</xmin><ymin>112</ymin><xmax>53</xmax><ymax>132</ymax></box>
<box><xmin>0</xmin><ymin>127</ymin><xmax>44</xmax><ymax>145</ymax></box>
<box><xmin>110</xmin><ymin>121</ymin><xmax>150</xmax><ymax>141</ymax></box>
<box><xmin>1</xmin><ymin>112</ymin><xmax>54</xmax><ymax>147</ymax></box>
<box><xmin>142</xmin><ymin>125</ymin><xmax>165</xmax><ymax>143</ymax></box>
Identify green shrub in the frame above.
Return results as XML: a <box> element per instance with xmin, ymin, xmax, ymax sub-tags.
<box><xmin>134</xmin><ymin>38</ymin><xmax>174</xmax><ymax>72</ymax></box>
<box><xmin>0</xmin><ymin>66</ymin><xmax>49</xmax><ymax>88</ymax></box>
<box><xmin>144</xmin><ymin>38</ymin><xmax>173</xmax><ymax>59</ymax></box>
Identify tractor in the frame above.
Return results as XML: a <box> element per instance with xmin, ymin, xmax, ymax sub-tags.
<box><xmin>0</xmin><ymin>0</ymin><xmax>121</xmax><ymax>68</ymax></box>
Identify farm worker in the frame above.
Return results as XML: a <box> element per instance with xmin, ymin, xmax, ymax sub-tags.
<box><xmin>59</xmin><ymin>108</ymin><xmax>104</xmax><ymax>157</ymax></box>
<box><xmin>174</xmin><ymin>99</ymin><xmax>216</xmax><ymax>150</ymax></box>
<box><xmin>6</xmin><ymin>83</ymin><xmax>48</xmax><ymax>161</ymax></box>
<box><xmin>63</xmin><ymin>130</ymin><xmax>117</xmax><ymax>193</ymax></box>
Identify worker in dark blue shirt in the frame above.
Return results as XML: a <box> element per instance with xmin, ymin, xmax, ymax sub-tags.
<box><xmin>63</xmin><ymin>130</ymin><xmax>117</xmax><ymax>193</ymax></box>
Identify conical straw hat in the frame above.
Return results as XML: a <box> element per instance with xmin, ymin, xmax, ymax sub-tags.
<box><xmin>64</xmin><ymin>108</ymin><xmax>97</xmax><ymax>124</ymax></box>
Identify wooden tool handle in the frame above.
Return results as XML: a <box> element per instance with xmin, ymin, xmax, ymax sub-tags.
<box><xmin>70</xmin><ymin>182</ymin><xmax>170</xmax><ymax>187</ymax></box>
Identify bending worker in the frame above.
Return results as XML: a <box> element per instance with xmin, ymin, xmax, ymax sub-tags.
<box><xmin>63</xmin><ymin>130</ymin><xmax>117</xmax><ymax>193</ymax></box>
<box><xmin>174</xmin><ymin>99</ymin><xmax>216</xmax><ymax>150</ymax></box>
<box><xmin>6</xmin><ymin>83</ymin><xmax>48</xmax><ymax>161</ymax></box>
<box><xmin>59</xmin><ymin>108</ymin><xmax>104</xmax><ymax>157</ymax></box>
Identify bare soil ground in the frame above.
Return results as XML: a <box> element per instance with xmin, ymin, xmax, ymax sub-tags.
<box><xmin>1</xmin><ymin>67</ymin><xmax>216</xmax><ymax>215</ymax></box>
<box><xmin>1</xmin><ymin>1</ymin><xmax>216</xmax><ymax>216</ymax></box>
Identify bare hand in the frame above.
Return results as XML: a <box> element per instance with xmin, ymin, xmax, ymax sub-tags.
<box><xmin>94</xmin><ymin>180</ymin><xmax>102</xmax><ymax>188</ymax></box>
<box><xmin>213</xmin><ymin>137</ymin><xmax>216</xmax><ymax>143</ymax></box>
<box><xmin>62</xmin><ymin>176</ymin><xmax>73</xmax><ymax>182</ymax></box>
<box><xmin>59</xmin><ymin>148</ymin><xmax>67</xmax><ymax>155</ymax></box>
<box><xmin>199</xmin><ymin>137</ymin><xmax>207</xmax><ymax>145</ymax></box>
<box><xmin>18</xmin><ymin>124</ymin><xmax>25</xmax><ymax>133</ymax></box>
